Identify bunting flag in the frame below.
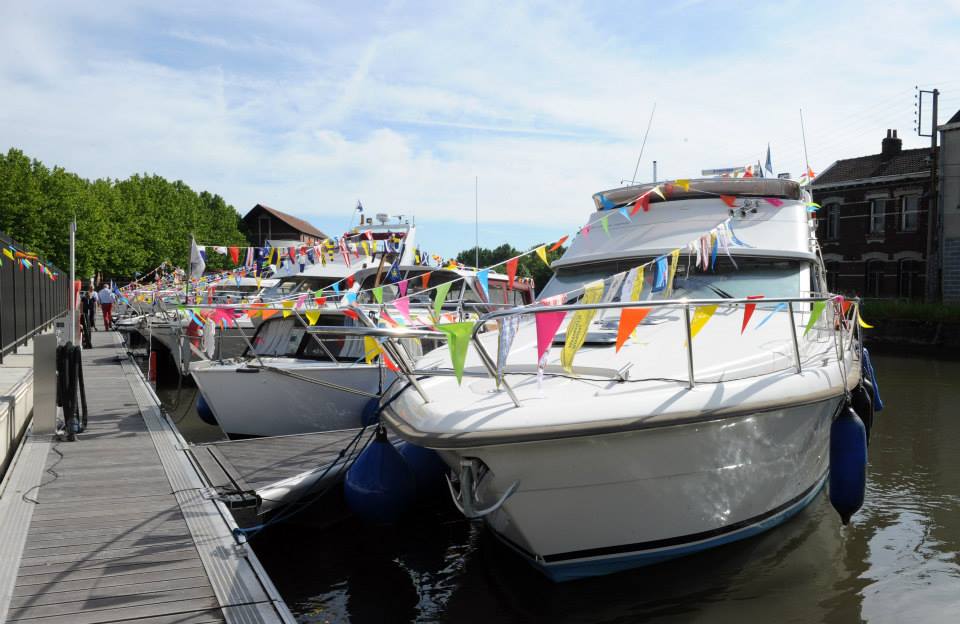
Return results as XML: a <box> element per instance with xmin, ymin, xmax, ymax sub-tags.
<box><xmin>651</xmin><ymin>185</ymin><xmax>666</xmax><ymax>200</ymax></box>
<box><xmin>561</xmin><ymin>280</ymin><xmax>604</xmax><ymax>373</ymax></box>
<box><xmin>632</xmin><ymin>193</ymin><xmax>651</xmax><ymax>214</ymax></box>
<box><xmin>535</xmin><ymin>310</ymin><xmax>566</xmax><ymax>365</ymax></box>
<box><xmin>398</xmin><ymin>279</ymin><xmax>408</xmax><ymax>297</ymax></box>
<box><xmin>305</xmin><ymin>310</ymin><xmax>321</xmax><ymax>325</ymax></box>
<box><xmin>582</xmin><ymin>224</ymin><xmax>591</xmax><ymax>237</ymax></box>
<box><xmin>666</xmin><ymin>249</ymin><xmax>680</xmax><ymax>296</ymax></box>
<box><xmin>756</xmin><ymin>302</ymin><xmax>787</xmax><ymax>328</ymax></box>
<box><xmin>506</xmin><ymin>258</ymin><xmax>518</xmax><ymax>289</ymax></box>
<box><xmin>373</xmin><ymin>286</ymin><xmax>383</xmax><ymax>304</ymax></box>
<box><xmin>597</xmin><ymin>193</ymin><xmax>616</xmax><ymax>210</ymax></box>
<box><xmin>228</xmin><ymin>247</ymin><xmax>240</xmax><ymax>264</ymax></box>
<box><xmin>261</xmin><ymin>308</ymin><xmax>280</xmax><ymax>320</ymax></box>
<box><xmin>857</xmin><ymin>308</ymin><xmax>873</xmax><ymax>329</ymax></box>
<box><xmin>600</xmin><ymin>215</ymin><xmax>610</xmax><ymax>236</ymax></box>
<box><xmin>675</xmin><ymin>179</ymin><xmax>691</xmax><ymax>191</ymax></box>
<box><xmin>549</xmin><ymin>236</ymin><xmax>568</xmax><ymax>252</ymax></box>
<box><xmin>332</xmin><ymin>282</ymin><xmax>340</xmax><ymax>295</ymax></box>
<box><xmin>631</xmin><ymin>266</ymin><xmax>645</xmax><ymax>301</ymax></box>
<box><xmin>342</xmin><ymin>308</ymin><xmax>359</xmax><ymax>320</ymax></box>
<box><xmin>803</xmin><ymin>300</ymin><xmax>827</xmax><ymax>335</ymax></box>
<box><xmin>652</xmin><ymin>256</ymin><xmax>668</xmax><ymax>292</ymax></box>
<box><xmin>281</xmin><ymin>300</ymin><xmax>294</xmax><ymax>318</ymax></box>
<box><xmin>421</xmin><ymin>273</ymin><xmax>430</xmax><ymax>289</ymax></box>
<box><xmin>535</xmin><ymin>245</ymin><xmax>549</xmax><ymax>266</ymax></box>
<box><xmin>616</xmin><ymin>307</ymin><xmax>651</xmax><ymax>352</ymax></box>
<box><xmin>2</xmin><ymin>248</ymin><xmax>14</xmax><ymax>261</ymax></box>
<box><xmin>294</xmin><ymin>293</ymin><xmax>308</xmax><ymax>309</ymax></box>
<box><xmin>433</xmin><ymin>281</ymin><xmax>452</xmax><ymax>318</ymax></box>
<box><xmin>477</xmin><ymin>269</ymin><xmax>490</xmax><ymax>299</ymax></box>
<box><xmin>496</xmin><ymin>316</ymin><xmax>521</xmax><ymax>386</ymax></box>
<box><xmin>381</xmin><ymin>309</ymin><xmax>399</xmax><ymax>327</ymax></box>
<box><xmin>720</xmin><ymin>195</ymin><xmax>737</xmax><ymax>208</ymax></box>
<box><xmin>741</xmin><ymin>295</ymin><xmax>764</xmax><ymax>333</ymax></box>
<box><xmin>364</xmin><ymin>336</ymin><xmax>383</xmax><ymax>365</ymax></box>
<box><xmin>436</xmin><ymin>322</ymin><xmax>475</xmax><ymax>384</ymax></box>
<box><xmin>764</xmin><ymin>197</ymin><xmax>784</xmax><ymax>207</ymax></box>
<box><xmin>619</xmin><ymin>207</ymin><xmax>632</xmax><ymax>222</ymax></box>
<box><xmin>620</xmin><ymin>267</ymin><xmax>638</xmax><ymax>302</ymax></box>
<box><xmin>690</xmin><ymin>305</ymin><xmax>718</xmax><ymax>339</ymax></box>
<box><xmin>710</xmin><ymin>233</ymin><xmax>719</xmax><ymax>270</ymax></box>
<box><xmin>346</xmin><ymin>275</ymin><xmax>355</xmax><ymax>288</ymax></box>
<box><xmin>393</xmin><ymin>296</ymin><xmax>411</xmax><ymax>321</ymax></box>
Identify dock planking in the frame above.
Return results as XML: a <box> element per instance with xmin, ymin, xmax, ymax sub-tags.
<box><xmin>0</xmin><ymin>332</ymin><xmax>293</xmax><ymax>624</ymax></box>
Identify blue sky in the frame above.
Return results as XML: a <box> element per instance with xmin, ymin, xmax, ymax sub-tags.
<box><xmin>2</xmin><ymin>0</ymin><xmax>959</xmax><ymax>258</ymax></box>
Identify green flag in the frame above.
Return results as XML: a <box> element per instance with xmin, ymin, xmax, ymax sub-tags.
<box><xmin>373</xmin><ymin>286</ymin><xmax>383</xmax><ymax>304</ymax></box>
<box><xmin>437</xmin><ymin>322</ymin><xmax>475</xmax><ymax>384</ymax></box>
<box><xmin>433</xmin><ymin>281</ymin><xmax>453</xmax><ymax>319</ymax></box>
<box><xmin>803</xmin><ymin>300</ymin><xmax>827</xmax><ymax>336</ymax></box>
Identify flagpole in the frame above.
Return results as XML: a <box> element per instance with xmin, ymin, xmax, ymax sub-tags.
<box><xmin>474</xmin><ymin>176</ymin><xmax>479</xmax><ymax>269</ymax></box>
<box><xmin>800</xmin><ymin>108</ymin><xmax>811</xmax><ymax>178</ymax></box>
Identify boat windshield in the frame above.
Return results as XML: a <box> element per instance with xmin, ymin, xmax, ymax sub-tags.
<box><xmin>540</xmin><ymin>256</ymin><xmax>814</xmax><ymax>302</ymax></box>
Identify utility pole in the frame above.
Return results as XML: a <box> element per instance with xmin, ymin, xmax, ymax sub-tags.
<box><xmin>69</xmin><ymin>219</ymin><xmax>76</xmax><ymax>345</ymax></box>
<box><xmin>919</xmin><ymin>88</ymin><xmax>940</xmax><ymax>302</ymax></box>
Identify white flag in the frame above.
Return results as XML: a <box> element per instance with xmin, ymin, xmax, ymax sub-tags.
<box><xmin>190</xmin><ymin>238</ymin><xmax>206</xmax><ymax>278</ymax></box>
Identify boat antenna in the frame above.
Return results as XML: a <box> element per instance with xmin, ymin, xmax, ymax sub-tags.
<box><xmin>474</xmin><ymin>175</ymin><xmax>479</xmax><ymax>269</ymax></box>
<box><xmin>630</xmin><ymin>102</ymin><xmax>657</xmax><ymax>185</ymax></box>
<box><xmin>800</xmin><ymin>108</ymin><xmax>811</xmax><ymax>177</ymax></box>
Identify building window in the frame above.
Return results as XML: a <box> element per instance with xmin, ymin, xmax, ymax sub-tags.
<box><xmin>258</xmin><ymin>216</ymin><xmax>271</xmax><ymax>246</ymax></box>
<box><xmin>825</xmin><ymin>204</ymin><xmax>839</xmax><ymax>240</ymax></box>
<box><xmin>825</xmin><ymin>261</ymin><xmax>839</xmax><ymax>293</ymax></box>
<box><xmin>898</xmin><ymin>259</ymin><xmax>921</xmax><ymax>299</ymax></box>
<box><xmin>869</xmin><ymin>199</ymin><xmax>886</xmax><ymax>234</ymax></box>
<box><xmin>900</xmin><ymin>196</ymin><xmax>919</xmax><ymax>232</ymax></box>
<box><xmin>865</xmin><ymin>260</ymin><xmax>884</xmax><ymax>297</ymax></box>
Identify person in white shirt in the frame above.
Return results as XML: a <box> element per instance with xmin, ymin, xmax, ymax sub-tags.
<box><xmin>97</xmin><ymin>284</ymin><xmax>115</xmax><ymax>330</ymax></box>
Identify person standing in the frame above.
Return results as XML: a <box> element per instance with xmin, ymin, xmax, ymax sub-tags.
<box><xmin>82</xmin><ymin>290</ymin><xmax>98</xmax><ymax>331</ymax></box>
<box><xmin>97</xmin><ymin>283</ymin><xmax>115</xmax><ymax>331</ymax></box>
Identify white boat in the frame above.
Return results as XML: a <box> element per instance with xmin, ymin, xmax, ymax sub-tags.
<box><xmin>191</xmin><ymin>264</ymin><xmax>534</xmax><ymax>438</ymax></box>
<box><xmin>381</xmin><ymin>178</ymin><xmax>863</xmax><ymax>581</ymax></box>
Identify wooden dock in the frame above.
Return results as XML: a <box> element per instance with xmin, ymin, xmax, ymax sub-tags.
<box><xmin>0</xmin><ymin>332</ymin><xmax>295</xmax><ymax>624</ymax></box>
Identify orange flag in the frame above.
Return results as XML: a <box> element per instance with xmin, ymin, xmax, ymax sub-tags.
<box><xmin>549</xmin><ymin>236</ymin><xmax>568</xmax><ymax>252</ymax></box>
<box><xmin>421</xmin><ymin>273</ymin><xmax>430</xmax><ymax>289</ymax></box>
<box><xmin>228</xmin><ymin>247</ymin><xmax>240</xmax><ymax>264</ymax></box>
<box><xmin>616</xmin><ymin>308</ymin><xmax>651</xmax><ymax>352</ymax></box>
<box><xmin>506</xmin><ymin>257</ymin><xmax>518</xmax><ymax>289</ymax></box>
<box><xmin>720</xmin><ymin>195</ymin><xmax>737</xmax><ymax>208</ymax></box>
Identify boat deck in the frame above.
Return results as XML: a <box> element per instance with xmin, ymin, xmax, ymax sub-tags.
<box><xmin>0</xmin><ymin>332</ymin><xmax>294</xmax><ymax>624</ymax></box>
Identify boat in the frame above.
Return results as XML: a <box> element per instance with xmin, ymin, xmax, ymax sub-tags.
<box><xmin>380</xmin><ymin>177</ymin><xmax>867</xmax><ymax>581</ymax></box>
<box><xmin>191</xmin><ymin>264</ymin><xmax>534</xmax><ymax>438</ymax></box>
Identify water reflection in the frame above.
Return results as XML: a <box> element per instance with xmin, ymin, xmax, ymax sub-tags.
<box><xmin>158</xmin><ymin>354</ymin><xmax>960</xmax><ymax>622</ymax></box>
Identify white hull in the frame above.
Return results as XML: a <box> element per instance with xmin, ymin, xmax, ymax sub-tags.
<box><xmin>438</xmin><ymin>397</ymin><xmax>836</xmax><ymax>580</ymax></box>
<box><xmin>191</xmin><ymin>359</ymin><xmax>395</xmax><ymax>437</ymax></box>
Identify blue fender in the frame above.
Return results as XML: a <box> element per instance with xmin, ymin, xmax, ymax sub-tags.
<box><xmin>344</xmin><ymin>429</ymin><xmax>416</xmax><ymax>524</ymax></box>
<box><xmin>830</xmin><ymin>406</ymin><xmax>868</xmax><ymax>525</ymax></box>
<box><xmin>396</xmin><ymin>441</ymin><xmax>448</xmax><ymax>498</ymax></box>
<box><xmin>196</xmin><ymin>394</ymin><xmax>218</xmax><ymax>426</ymax></box>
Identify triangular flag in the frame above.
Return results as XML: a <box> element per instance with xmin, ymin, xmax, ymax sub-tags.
<box><xmin>675</xmin><ymin>179</ymin><xmax>691</xmax><ymax>191</ymax></box>
<box><xmin>651</xmin><ymin>185</ymin><xmax>665</xmax><ymax>200</ymax></box>
<box><xmin>720</xmin><ymin>195</ymin><xmax>737</xmax><ymax>208</ymax></box>
<box><xmin>631</xmin><ymin>193</ymin><xmax>650</xmax><ymax>214</ymax></box>
<box><xmin>535</xmin><ymin>245</ymin><xmax>549</xmax><ymax>266</ymax></box>
<box><xmin>228</xmin><ymin>247</ymin><xmax>240</xmax><ymax>264</ymax></box>
<box><xmin>393</xmin><ymin>296</ymin><xmax>411</xmax><ymax>321</ymax></box>
<box><xmin>561</xmin><ymin>280</ymin><xmax>604</xmax><ymax>373</ymax></box>
<box><xmin>616</xmin><ymin>308</ymin><xmax>651</xmax><ymax>352</ymax></box>
<box><xmin>398</xmin><ymin>279</ymin><xmax>408</xmax><ymax>297</ymax></box>
<box><xmin>364</xmin><ymin>336</ymin><xmax>383</xmax><ymax>365</ymax></box>
<box><xmin>476</xmin><ymin>269</ymin><xmax>490</xmax><ymax>299</ymax></box>
<box><xmin>549</xmin><ymin>236</ymin><xmax>568</xmax><ymax>252</ymax></box>
<box><xmin>741</xmin><ymin>295</ymin><xmax>764</xmax><ymax>334</ymax></box>
<box><xmin>763</xmin><ymin>197</ymin><xmax>784</xmax><ymax>207</ymax></box>
<box><xmin>666</xmin><ymin>249</ymin><xmax>680</xmax><ymax>296</ymax></box>
<box><xmin>600</xmin><ymin>215</ymin><xmax>610</xmax><ymax>236</ymax></box>
<box><xmin>433</xmin><ymin>281</ymin><xmax>452</xmax><ymax>318</ymax></box>
<box><xmin>436</xmin><ymin>322</ymin><xmax>475</xmax><ymax>384</ymax></box>
<box><xmin>803</xmin><ymin>300</ymin><xmax>827</xmax><ymax>336</ymax></box>
<box><xmin>281</xmin><ymin>300</ymin><xmax>294</xmax><ymax>318</ymax></box>
<box><xmin>857</xmin><ymin>309</ymin><xmax>873</xmax><ymax>329</ymax></box>
<box><xmin>373</xmin><ymin>286</ymin><xmax>383</xmax><ymax>304</ymax></box>
<box><xmin>535</xmin><ymin>310</ymin><xmax>566</xmax><ymax>363</ymax></box>
<box><xmin>260</xmin><ymin>308</ymin><xmax>279</xmax><ymax>320</ymax></box>
<box><xmin>305</xmin><ymin>310</ymin><xmax>321</xmax><ymax>325</ymax></box>
<box><xmin>421</xmin><ymin>273</ymin><xmax>430</xmax><ymax>289</ymax></box>
<box><xmin>619</xmin><ymin>207</ymin><xmax>632</xmax><ymax>222</ymax></box>
<box><xmin>506</xmin><ymin>258</ymin><xmax>519</xmax><ymax>289</ymax></box>
<box><xmin>756</xmin><ymin>302</ymin><xmax>787</xmax><ymax>329</ymax></box>
<box><xmin>496</xmin><ymin>316</ymin><xmax>520</xmax><ymax>387</ymax></box>
<box><xmin>690</xmin><ymin>305</ymin><xmax>718</xmax><ymax>339</ymax></box>
<box><xmin>631</xmin><ymin>266</ymin><xmax>645</xmax><ymax>301</ymax></box>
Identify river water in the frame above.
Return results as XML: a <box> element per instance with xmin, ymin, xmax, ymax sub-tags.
<box><xmin>159</xmin><ymin>352</ymin><xmax>960</xmax><ymax>623</ymax></box>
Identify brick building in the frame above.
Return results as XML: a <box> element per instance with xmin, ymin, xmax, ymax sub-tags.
<box><xmin>242</xmin><ymin>204</ymin><xmax>328</xmax><ymax>247</ymax></box>
<box><xmin>940</xmin><ymin>109</ymin><xmax>960</xmax><ymax>303</ymax></box>
<box><xmin>811</xmin><ymin>130</ymin><xmax>935</xmax><ymax>299</ymax></box>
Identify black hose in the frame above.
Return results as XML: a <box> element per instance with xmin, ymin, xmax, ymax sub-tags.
<box><xmin>74</xmin><ymin>346</ymin><xmax>88</xmax><ymax>432</ymax></box>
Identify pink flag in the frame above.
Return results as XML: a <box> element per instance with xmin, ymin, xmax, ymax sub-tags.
<box><xmin>295</xmin><ymin>293</ymin><xmax>308</xmax><ymax>309</ymax></box>
<box><xmin>393</xmin><ymin>296</ymin><xmax>411</xmax><ymax>321</ymax></box>
<box><xmin>535</xmin><ymin>311</ymin><xmax>567</xmax><ymax>363</ymax></box>
<box><xmin>398</xmin><ymin>279</ymin><xmax>408</xmax><ymax>297</ymax></box>
<box><xmin>763</xmin><ymin>197</ymin><xmax>784</xmax><ymax>207</ymax></box>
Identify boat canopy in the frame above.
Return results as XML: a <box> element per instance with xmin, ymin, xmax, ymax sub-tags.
<box><xmin>592</xmin><ymin>178</ymin><xmax>802</xmax><ymax>211</ymax></box>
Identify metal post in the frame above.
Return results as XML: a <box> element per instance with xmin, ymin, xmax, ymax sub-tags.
<box><xmin>69</xmin><ymin>220</ymin><xmax>76</xmax><ymax>345</ymax></box>
<box><xmin>787</xmin><ymin>301</ymin><xmax>802</xmax><ymax>373</ymax></box>
<box><xmin>683</xmin><ymin>305</ymin><xmax>695</xmax><ymax>388</ymax></box>
<box><xmin>926</xmin><ymin>88</ymin><xmax>940</xmax><ymax>302</ymax></box>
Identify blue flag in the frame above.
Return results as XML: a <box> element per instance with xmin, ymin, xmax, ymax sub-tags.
<box><xmin>765</xmin><ymin>144</ymin><xmax>773</xmax><ymax>175</ymax></box>
<box><xmin>652</xmin><ymin>256</ymin><xmax>668</xmax><ymax>292</ymax></box>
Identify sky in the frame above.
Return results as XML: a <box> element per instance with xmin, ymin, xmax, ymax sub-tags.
<box><xmin>2</xmin><ymin>0</ymin><xmax>959</xmax><ymax>258</ymax></box>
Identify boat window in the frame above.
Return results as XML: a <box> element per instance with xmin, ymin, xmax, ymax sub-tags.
<box><xmin>541</xmin><ymin>257</ymin><xmax>812</xmax><ymax>302</ymax></box>
<box><xmin>404</xmin><ymin>271</ymin><xmax>463</xmax><ymax>307</ymax></box>
<box><xmin>297</xmin><ymin>315</ymin><xmax>351</xmax><ymax>361</ymax></box>
<box><xmin>488</xmin><ymin>280</ymin><xmax>529</xmax><ymax>306</ymax></box>
<box><xmin>249</xmin><ymin>318</ymin><xmax>305</xmax><ymax>356</ymax></box>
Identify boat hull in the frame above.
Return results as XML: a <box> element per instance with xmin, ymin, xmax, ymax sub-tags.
<box><xmin>433</xmin><ymin>397</ymin><xmax>838</xmax><ymax>581</ymax></box>
<box><xmin>192</xmin><ymin>360</ymin><xmax>395</xmax><ymax>437</ymax></box>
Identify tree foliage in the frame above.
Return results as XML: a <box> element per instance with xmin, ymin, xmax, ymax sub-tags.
<box><xmin>0</xmin><ymin>148</ymin><xmax>248</xmax><ymax>279</ymax></box>
<box><xmin>456</xmin><ymin>243</ymin><xmax>565</xmax><ymax>295</ymax></box>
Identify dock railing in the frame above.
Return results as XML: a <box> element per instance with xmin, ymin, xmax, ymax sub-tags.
<box><xmin>0</xmin><ymin>231</ymin><xmax>69</xmax><ymax>363</ymax></box>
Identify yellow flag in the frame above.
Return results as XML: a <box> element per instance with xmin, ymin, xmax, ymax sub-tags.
<box><xmin>305</xmin><ymin>310</ymin><xmax>321</xmax><ymax>325</ymax></box>
<box><xmin>364</xmin><ymin>336</ymin><xmax>383</xmax><ymax>364</ymax></box>
<box><xmin>857</xmin><ymin>309</ymin><xmax>873</xmax><ymax>329</ymax></box>
<box><xmin>675</xmin><ymin>179</ymin><xmax>691</xmax><ymax>191</ymax></box>
<box><xmin>282</xmin><ymin>300</ymin><xmax>294</xmax><ymax>318</ymax></box>
<box><xmin>361</xmin><ymin>241</ymin><xmax>370</xmax><ymax>256</ymax></box>
<box><xmin>561</xmin><ymin>280</ymin><xmax>605</xmax><ymax>373</ymax></box>
<box><xmin>631</xmin><ymin>266</ymin><xmax>644</xmax><ymax>301</ymax></box>
<box><xmin>666</xmin><ymin>249</ymin><xmax>680</xmax><ymax>296</ymax></box>
<box><xmin>2</xmin><ymin>248</ymin><xmax>14</xmax><ymax>260</ymax></box>
<box><xmin>535</xmin><ymin>245</ymin><xmax>549</xmax><ymax>266</ymax></box>
<box><xmin>690</xmin><ymin>305</ymin><xmax>718</xmax><ymax>339</ymax></box>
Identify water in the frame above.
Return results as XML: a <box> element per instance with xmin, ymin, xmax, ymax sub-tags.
<box><xmin>159</xmin><ymin>353</ymin><xmax>960</xmax><ymax>623</ymax></box>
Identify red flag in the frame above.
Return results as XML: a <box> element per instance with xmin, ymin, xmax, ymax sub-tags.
<box><xmin>228</xmin><ymin>247</ymin><xmax>239</xmax><ymax>264</ymax></box>
<box><xmin>343</xmin><ymin>308</ymin><xmax>359</xmax><ymax>320</ymax></box>
<box><xmin>631</xmin><ymin>192</ymin><xmax>650</xmax><ymax>215</ymax></box>
<box><xmin>841</xmin><ymin>300</ymin><xmax>852</xmax><ymax>316</ymax></box>
<box><xmin>346</xmin><ymin>275</ymin><xmax>355</xmax><ymax>288</ymax></box>
<box><xmin>506</xmin><ymin>258</ymin><xmax>519</xmax><ymax>289</ymax></box>
<box><xmin>382</xmin><ymin>352</ymin><xmax>400</xmax><ymax>372</ymax></box>
<box><xmin>720</xmin><ymin>195</ymin><xmax>737</xmax><ymax>208</ymax></box>
<box><xmin>549</xmin><ymin>236</ymin><xmax>568</xmax><ymax>252</ymax></box>
<box><xmin>315</xmin><ymin>296</ymin><xmax>327</xmax><ymax>306</ymax></box>
<box><xmin>616</xmin><ymin>308</ymin><xmax>651</xmax><ymax>352</ymax></box>
<box><xmin>381</xmin><ymin>309</ymin><xmax>398</xmax><ymax>327</ymax></box>
<box><xmin>741</xmin><ymin>295</ymin><xmax>764</xmax><ymax>334</ymax></box>
<box><xmin>421</xmin><ymin>273</ymin><xmax>430</xmax><ymax>289</ymax></box>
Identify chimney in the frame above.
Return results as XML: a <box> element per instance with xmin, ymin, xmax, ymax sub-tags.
<box><xmin>881</xmin><ymin>128</ymin><xmax>902</xmax><ymax>160</ymax></box>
